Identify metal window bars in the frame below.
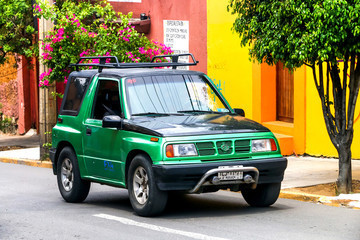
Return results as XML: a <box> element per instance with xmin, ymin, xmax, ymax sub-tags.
<box><xmin>69</xmin><ymin>53</ymin><xmax>199</xmax><ymax>73</ymax></box>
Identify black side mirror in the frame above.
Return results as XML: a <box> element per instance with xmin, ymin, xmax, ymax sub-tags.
<box><xmin>102</xmin><ymin>115</ymin><xmax>123</xmax><ymax>129</ymax></box>
<box><xmin>233</xmin><ymin>108</ymin><xmax>245</xmax><ymax>117</ymax></box>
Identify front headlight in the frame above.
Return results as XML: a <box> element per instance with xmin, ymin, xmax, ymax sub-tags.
<box><xmin>251</xmin><ymin>139</ymin><xmax>277</xmax><ymax>152</ymax></box>
<box><xmin>166</xmin><ymin>144</ymin><xmax>198</xmax><ymax>157</ymax></box>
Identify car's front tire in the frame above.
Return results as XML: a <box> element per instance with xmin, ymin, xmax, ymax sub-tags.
<box><xmin>57</xmin><ymin>147</ymin><xmax>90</xmax><ymax>203</ymax></box>
<box><xmin>241</xmin><ymin>183</ymin><xmax>281</xmax><ymax>207</ymax></box>
<box><xmin>128</xmin><ymin>154</ymin><xmax>168</xmax><ymax>216</ymax></box>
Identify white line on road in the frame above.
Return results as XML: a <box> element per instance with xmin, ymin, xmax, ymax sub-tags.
<box><xmin>94</xmin><ymin>213</ymin><xmax>230</xmax><ymax>240</ymax></box>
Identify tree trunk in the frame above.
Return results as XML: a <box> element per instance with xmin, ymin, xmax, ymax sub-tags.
<box><xmin>336</xmin><ymin>143</ymin><xmax>353</xmax><ymax>194</ymax></box>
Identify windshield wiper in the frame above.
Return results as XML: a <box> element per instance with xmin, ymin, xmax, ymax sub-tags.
<box><xmin>177</xmin><ymin>110</ymin><xmax>223</xmax><ymax>114</ymax></box>
<box><xmin>132</xmin><ymin>112</ymin><xmax>171</xmax><ymax>116</ymax></box>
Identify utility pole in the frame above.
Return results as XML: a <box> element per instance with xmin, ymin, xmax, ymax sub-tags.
<box><xmin>38</xmin><ymin>0</ymin><xmax>57</xmax><ymax>159</ymax></box>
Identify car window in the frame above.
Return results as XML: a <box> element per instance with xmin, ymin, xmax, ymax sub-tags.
<box><xmin>91</xmin><ymin>79</ymin><xmax>121</xmax><ymax>120</ymax></box>
<box><xmin>62</xmin><ymin>77</ymin><xmax>90</xmax><ymax>113</ymax></box>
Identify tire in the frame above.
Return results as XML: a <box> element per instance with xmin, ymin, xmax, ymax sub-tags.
<box><xmin>57</xmin><ymin>147</ymin><xmax>90</xmax><ymax>203</ymax></box>
<box><xmin>128</xmin><ymin>154</ymin><xmax>168</xmax><ymax>217</ymax></box>
<box><xmin>241</xmin><ymin>183</ymin><xmax>281</xmax><ymax>207</ymax></box>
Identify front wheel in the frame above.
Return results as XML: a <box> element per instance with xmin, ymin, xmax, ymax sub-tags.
<box><xmin>57</xmin><ymin>147</ymin><xmax>90</xmax><ymax>203</ymax></box>
<box><xmin>241</xmin><ymin>183</ymin><xmax>281</xmax><ymax>207</ymax></box>
<box><xmin>128</xmin><ymin>154</ymin><xmax>168</xmax><ymax>216</ymax></box>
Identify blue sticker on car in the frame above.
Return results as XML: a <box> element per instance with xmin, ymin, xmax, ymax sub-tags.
<box><xmin>104</xmin><ymin>161</ymin><xmax>114</xmax><ymax>172</ymax></box>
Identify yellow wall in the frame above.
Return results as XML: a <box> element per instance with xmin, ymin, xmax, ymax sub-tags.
<box><xmin>207</xmin><ymin>0</ymin><xmax>253</xmax><ymax>119</ymax></box>
<box><xmin>207</xmin><ymin>0</ymin><xmax>360</xmax><ymax>159</ymax></box>
<box><xmin>305</xmin><ymin>67</ymin><xmax>360</xmax><ymax>159</ymax></box>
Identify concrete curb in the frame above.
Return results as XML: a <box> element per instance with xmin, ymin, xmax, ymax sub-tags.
<box><xmin>0</xmin><ymin>157</ymin><xmax>52</xmax><ymax>168</ymax></box>
<box><xmin>280</xmin><ymin>190</ymin><xmax>360</xmax><ymax>210</ymax></box>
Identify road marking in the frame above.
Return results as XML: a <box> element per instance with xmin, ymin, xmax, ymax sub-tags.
<box><xmin>94</xmin><ymin>213</ymin><xmax>229</xmax><ymax>240</ymax></box>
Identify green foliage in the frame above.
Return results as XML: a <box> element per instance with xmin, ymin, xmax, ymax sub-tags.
<box><xmin>0</xmin><ymin>0</ymin><xmax>36</xmax><ymax>64</ymax></box>
<box><xmin>0</xmin><ymin>117</ymin><xmax>17</xmax><ymax>134</ymax></box>
<box><xmin>228</xmin><ymin>0</ymin><xmax>360</xmax><ymax>70</ymax></box>
<box><xmin>34</xmin><ymin>0</ymin><xmax>172</xmax><ymax>87</ymax></box>
<box><xmin>42</xmin><ymin>131</ymin><xmax>52</xmax><ymax>149</ymax></box>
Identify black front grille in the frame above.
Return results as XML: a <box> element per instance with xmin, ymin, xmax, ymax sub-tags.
<box><xmin>234</xmin><ymin>140</ymin><xmax>250</xmax><ymax>153</ymax></box>
<box><xmin>196</xmin><ymin>142</ymin><xmax>215</xmax><ymax>156</ymax></box>
<box><xmin>195</xmin><ymin>139</ymin><xmax>250</xmax><ymax>156</ymax></box>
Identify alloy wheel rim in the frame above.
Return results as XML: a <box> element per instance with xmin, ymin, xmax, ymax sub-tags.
<box><xmin>61</xmin><ymin>158</ymin><xmax>74</xmax><ymax>192</ymax></box>
<box><xmin>133</xmin><ymin>166</ymin><xmax>149</xmax><ymax>204</ymax></box>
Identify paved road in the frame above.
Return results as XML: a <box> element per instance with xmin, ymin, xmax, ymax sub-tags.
<box><xmin>1</xmin><ymin>162</ymin><xmax>359</xmax><ymax>240</ymax></box>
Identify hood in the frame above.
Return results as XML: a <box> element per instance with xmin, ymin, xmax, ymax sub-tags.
<box><xmin>123</xmin><ymin>114</ymin><xmax>270</xmax><ymax>137</ymax></box>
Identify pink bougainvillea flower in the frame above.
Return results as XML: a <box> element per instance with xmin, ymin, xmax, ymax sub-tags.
<box><xmin>88</xmin><ymin>32</ymin><xmax>97</xmax><ymax>38</ymax></box>
<box><xmin>44</xmin><ymin>44</ymin><xmax>53</xmax><ymax>52</ymax></box>
<box><xmin>42</xmin><ymin>52</ymin><xmax>52</xmax><ymax>60</ymax></box>
<box><xmin>57</xmin><ymin>28</ymin><xmax>64</xmax><ymax>36</ymax></box>
<box><xmin>80</xmin><ymin>50</ymin><xmax>90</xmax><ymax>57</ymax></box>
<box><xmin>34</xmin><ymin>5</ymin><xmax>42</xmax><ymax>13</ymax></box>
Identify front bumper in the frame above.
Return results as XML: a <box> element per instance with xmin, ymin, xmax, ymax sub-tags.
<box><xmin>152</xmin><ymin>157</ymin><xmax>287</xmax><ymax>191</ymax></box>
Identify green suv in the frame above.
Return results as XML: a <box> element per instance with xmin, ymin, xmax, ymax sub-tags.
<box><xmin>50</xmin><ymin>54</ymin><xmax>287</xmax><ymax>216</ymax></box>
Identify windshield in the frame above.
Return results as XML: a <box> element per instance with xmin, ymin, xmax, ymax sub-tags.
<box><xmin>125</xmin><ymin>74</ymin><xmax>230</xmax><ymax>116</ymax></box>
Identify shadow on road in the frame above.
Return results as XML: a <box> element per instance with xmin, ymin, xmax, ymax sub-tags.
<box><xmin>82</xmin><ymin>188</ymin><xmax>292</xmax><ymax>219</ymax></box>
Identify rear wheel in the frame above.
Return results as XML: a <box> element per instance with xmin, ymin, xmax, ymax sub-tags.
<box><xmin>57</xmin><ymin>147</ymin><xmax>90</xmax><ymax>203</ymax></box>
<box><xmin>241</xmin><ymin>183</ymin><xmax>281</xmax><ymax>207</ymax></box>
<box><xmin>128</xmin><ymin>154</ymin><xmax>168</xmax><ymax>216</ymax></box>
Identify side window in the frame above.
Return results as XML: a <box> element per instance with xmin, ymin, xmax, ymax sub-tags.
<box><xmin>92</xmin><ymin>80</ymin><xmax>121</xmax><ymax>120</ymax></box>
<box><xmin>63</xmin><ymin>77</ymin><xmax>90</xmax><ymax>113</ymax></box>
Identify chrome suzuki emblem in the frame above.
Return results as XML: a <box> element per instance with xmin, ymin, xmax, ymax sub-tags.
<box><xmin>220</xmin><ymin>142</ymin><xmax>230</xmax><ymax>151</ymax></box>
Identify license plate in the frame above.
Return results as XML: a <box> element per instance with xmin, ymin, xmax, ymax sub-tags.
<box><xmin>218</xmin><ymin>165</ymin><xmax>243</xmax><ymax>180</ymax></box>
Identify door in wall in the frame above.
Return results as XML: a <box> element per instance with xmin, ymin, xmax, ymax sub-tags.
<box><xmin>276</xmin><ymin>62</ymin><xmax>294</xmax><ymax>123</ymax></box>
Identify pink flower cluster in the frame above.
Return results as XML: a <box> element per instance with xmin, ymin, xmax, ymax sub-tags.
<box><xmin>88</xmin><ymin>32</ymin><xmax>97</xmax><ymax>38</ymax></box>
<box><xmin>139</xmin><ymin>42</ymin><xmax>173</xmax><ymax>61</ymax></box>
<box><xmin>71</xmin><ymin>16</ymin><xmax>81</xmax><ymax>28</ymax></box>
<box><xmin>42</xmin><ymin>52</ymin><xmax>52</xmax><ymax>60</ymax></box>
<box><xmin>52</xmin><ymin>28</ymin><xmax>65</xmax><ymax>43</ymax></box>
<box><xmin>126</xmin><ymin>52</ymin><xmax>140</xmax><ymax>62</ymax></box>
<box><xmin>86</xmin><ymin>52</ymin><xmax>112</xmax><ymax>69</ymax></box>
<box><xmin>63</xmin><ymin>69</ymin><xmax>71</xmax><ymax>84</ymax></box>
<box><xmin>39</xmin><ymin>69</ymin><xmax>53</xmax><ymax>87</ymax></box>
<box><xmin>44</xmin><ymin>44</ymin><xmax>53</xmax><ymax>52</ymax></box>
<box><xmin>80</xmin><ymin>49</ymin><xmax>95</xmax><ymax>58</ymax></box>
<box><xmin>34</xmin><ymin>5</ymin><xmax>42</xmax><ymax>13</ymax></box>
<box><xmin>118</xmin><ymin>26</ymin><xmax>135</xmax><ymax>42</ymax></box>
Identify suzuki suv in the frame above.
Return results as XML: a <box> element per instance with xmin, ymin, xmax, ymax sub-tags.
<box><xmin>50</xmin><ymin>54</ymin><xmax>287</xmax><ymax>216</ymax></box>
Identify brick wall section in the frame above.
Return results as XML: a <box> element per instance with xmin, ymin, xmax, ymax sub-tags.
<box><xmin>0</xmin><ymin>57</ymin><xmax>19</xmax><ymax>119</ymax></box>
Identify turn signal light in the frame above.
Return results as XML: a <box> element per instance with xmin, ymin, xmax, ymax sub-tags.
<box><xmin>270</xmin><ymin>139</ymin><xmax>277</xmax><ymax>151</ymax></box>
<box><xmin>166</xmin><ymin>145</ymin><xmax>174</xmax><ymax>158</ymax></box>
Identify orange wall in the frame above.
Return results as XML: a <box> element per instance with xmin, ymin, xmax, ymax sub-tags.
<box><xmin>111</xmin><ymin>0</ymin><xmax>207</xmax><ymax>73</ymax></box>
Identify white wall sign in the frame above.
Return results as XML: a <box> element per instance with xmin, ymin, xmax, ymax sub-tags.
<box><xmin>163</xmin><ymin>20</ymin><xmax>189</xmax><ymax>69</ymax></box>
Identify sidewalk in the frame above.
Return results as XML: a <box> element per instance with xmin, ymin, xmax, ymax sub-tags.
<box><xmin>0</xmin><ymin>135</ymin><xmax>359</xmax><ymax>208</ymax></box>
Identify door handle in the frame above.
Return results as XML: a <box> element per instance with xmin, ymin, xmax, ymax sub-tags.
<box><xmin>86</xmin><ymin>128</ymin><xmax>92</xmax><ymax>136</ymax></box>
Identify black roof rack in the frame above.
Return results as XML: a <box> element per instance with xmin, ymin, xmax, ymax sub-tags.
<box><xmin>69</xmin><ymin>53</ymin><xmax>198</xmax><ymax>73</ymax></box>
